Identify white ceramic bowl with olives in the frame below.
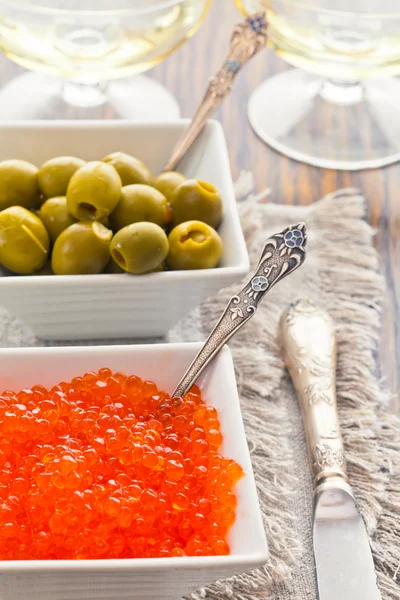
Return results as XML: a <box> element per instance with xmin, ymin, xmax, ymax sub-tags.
<box><xmin>0</xmin><ymin>120</ymin><xmax>249</xmax><ymax>340</ymax></box>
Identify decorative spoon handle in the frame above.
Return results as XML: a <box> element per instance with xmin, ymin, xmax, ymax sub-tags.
<box><xmin>280</xmin><ymin>298</ymin><xmax>347</xmax><ymax>489</ymax></box>
<box><xmin>164</xmin><ymin>13</ymin><xmax>268</xmax><ymax>172</ymax></box>
<box><xmin>172</xmin><ymin>223</ymin><xmax>307</xmax><ymax>398</ymax></box>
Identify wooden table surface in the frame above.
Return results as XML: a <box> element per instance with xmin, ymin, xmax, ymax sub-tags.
<box><xmin>0</xmin><ymin>1</ymin><xmax>398</xmax><ymax>411</ymax></box>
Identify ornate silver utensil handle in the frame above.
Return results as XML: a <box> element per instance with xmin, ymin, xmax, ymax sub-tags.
<box><xmin>164</xmin><ymin>13</ymin><xmax>268</xmax><ymax>172</ymax></box>
<box><xmin>172</xmin><ymin>223</ymin><xmax>306</xmax><ymax>398</ymax></box>
<box><xmin>280</xmin><ymin>298</ymin><xmax>349</xmax><ymax>491</ymax></box>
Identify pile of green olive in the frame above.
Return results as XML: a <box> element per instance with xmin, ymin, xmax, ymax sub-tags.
<box><xmin>0</xmin><ymin>153</ymin><xmax>224</xmax><ymax>276</ymax></box>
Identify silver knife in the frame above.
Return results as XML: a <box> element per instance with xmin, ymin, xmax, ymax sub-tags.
<box><xmin>280</xmin><ymin>298</ymin><xmax>381</xmax><ymax>600</ymax></box>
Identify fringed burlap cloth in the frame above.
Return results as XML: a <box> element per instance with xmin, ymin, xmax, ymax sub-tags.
<box><xmin>0</xmin><ymin>184</ymin><xmax>399</xmax><ymax>600</ymax></box>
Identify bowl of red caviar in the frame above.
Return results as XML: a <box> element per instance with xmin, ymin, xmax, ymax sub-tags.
<box><xmin>0</xmin><ymin>342</ymin><xmax>267</xmax><ymax>600</ymax></box>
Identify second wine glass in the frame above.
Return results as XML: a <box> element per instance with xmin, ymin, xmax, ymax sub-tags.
<box><xmin>236</xmin><ymin>0</ymin><xmax>400</xmax><ymax>170</ymax></box>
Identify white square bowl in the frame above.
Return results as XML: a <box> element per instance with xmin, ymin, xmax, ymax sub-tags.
<box><xmin>0</xmin><ymin>342</ymin><xmax>267</xmax><ymax>600</ymax></box>
<box><xmin>0</xmin><ymin>120</ymin><xmax>249</xmax><ymax>341</ymax></box>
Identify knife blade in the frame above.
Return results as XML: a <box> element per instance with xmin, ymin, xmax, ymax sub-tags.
<box><xmin>280</xmin><ymin>298</ymin><xmax>381</xmax><ymax>600</ymax></box>
<box><xmin>314</xmin><ymin>485</ymin><xmax>381</xmax><ymax>600</ymax></box>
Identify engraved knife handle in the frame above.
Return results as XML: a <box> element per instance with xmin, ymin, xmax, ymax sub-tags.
<box><xmin>163</xmin><ymin>13</ymin><xmax>267</xmax><ymax>172</ymax></box>
<box><xmin>172</xmin><ymin>223</ymin><xmax>307</xmax><ymax>398</ymax></box>
<box><xmin>280</xmin><ymin>299</ymin><xmax>348</xmax><ymax>489</ymax></box>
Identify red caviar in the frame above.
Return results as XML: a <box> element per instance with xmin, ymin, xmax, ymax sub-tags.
<box><xmin>0</xmin><ymin>371</ymin><xmax>243</xmax><ymax>560</ymax></box>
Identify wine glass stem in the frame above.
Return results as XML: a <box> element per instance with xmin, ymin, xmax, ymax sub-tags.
<box><xmin>62</xmin><ymin>80</ymin><xmax>108</xmax><ymax>108</ymax></box>
<box><xmin>320</xmin><ymin>79</ymin><xmax>364</xmax><ymax>106</ymax></box>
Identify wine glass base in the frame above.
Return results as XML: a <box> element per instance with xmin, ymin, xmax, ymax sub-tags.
<box><xmin>0</xmin><ymin>72</ymin><xmax>180</xmax><ymax>121</ymax></box>
<box><xmin>248</xmin><ymin>69</ymin><xmax>400</xmax><ymax>170</ymax></box>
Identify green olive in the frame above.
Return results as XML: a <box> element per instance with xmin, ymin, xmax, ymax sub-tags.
<box><xmin>103</xmin><ymin>152</ymin><xmax>152</xmax><ymax>186</ymax></box>
<box><xmin>110</xmin><ymin>222</ymin><xmax>169</xmax><ymax>274</ymax></box>
<box><xmin>104</xmin><ymin>257</ymin><xmax>126</xmax><ymax>274</ymax></box>
<box><xmin>33</xmin><ymin>194</ymin><xmax>46</xmax><ymax>211</ymax></box>
<box><xmin>67</xmin><ymin>161</ymin><xmax>122</xmax><ymax>222</ymax></box>
<box><xmin>39</xmin><ymin>196</ymin><xmax>76</xmax><ymax>243</ymax></box>
<box><xmin>38</xmin><ymin>156</ymin><xmax>86</xmax><ymax>198</ymax></box>
<box><xmin>0</xmin><ymin>160</ymin><xmax>39</xmax><ymax>211</ymax></box>
<box><xmin>104</xmin><ymin>257</ymin><xmax>164</xmax><ymax>274</ymax></box>
<box><xmin>153</xmin><ymin>171</ymin><xmax>186</xmax><ymax>200</ymax></box>
<box><xmin>30</xmin><ymin>260</ymin><xmax>54</xmax><ymax>276</ymax></box>
<box><xmin>100</xmin><ymin>215</ymin><xmax>111</xmax><ymax>228</ymax></box>
<box><xmin>151</xmin><ymin>263</ymin><xmax>165</xmax><ymax>272</ymax></box>
<box><xmin>170</xmin><ymin>180</ymin><xmax>223</xmax><ymax>229</ymax></box>
<box><xmin>167</xmin><ymin>220</ymin><xmax>223</xmax><ymax>270</ymax></box>
<box><xmin>51</xmin><ymin>221</ymin><xmax>112</xmax><ymax>275</ymax></box>
<box><xmin>110</xmin><ymin>184</ymin><xmax>171</xmax><ymax>231</ymax></box>
<box><xmin>0</xmin><ymin>206</ymin><xmax>50</xmax><ymax>274</ymax></box>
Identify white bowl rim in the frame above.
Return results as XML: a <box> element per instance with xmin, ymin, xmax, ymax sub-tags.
<box><xmin>0</xmin><ymin>265</ymin><xmax>247</xmax><ymax>286</ymax></box>
<box><xmin>0</xmin><ymin>118</ymin><xmax>216</xmax><ymax>129</ymax></box>
<box><xmin>0</xmin><ymin>343</ymin><xmax>268</xmax><ymax>572</ymax></box>
<box><xmin>0</xmin><ymin>553</ymin><xmax>268</xmax><ymax>572</ymax></box>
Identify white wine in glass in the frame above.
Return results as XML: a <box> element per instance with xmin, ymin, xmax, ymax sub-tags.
<box><xmin>0</xmin><ymin>0</ymin><xmax>212</xmax><ymax>120</ymax></box>
<box><xmin>236</xmin><ymin>0</ymin><xmax>400</xmax><ymax>169</ymax></box>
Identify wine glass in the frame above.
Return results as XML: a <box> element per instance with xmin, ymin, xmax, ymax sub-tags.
<box><xmin>236</xmin><ymin>1</ymin><xmax>400</xmax><ymax>170</ymax></box>
<box><xmin>0</xmin><ymin>0</ymin><xmax>212</xmax><ymax>120</ymax></box>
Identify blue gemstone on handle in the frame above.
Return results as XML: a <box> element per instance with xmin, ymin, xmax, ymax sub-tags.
<box><xmin>251</xmin><ymin>276</ymin><xmax>269</xmax><ymax>292</ymax></box>
<box><xmin>226</xmin><ymin>59</ymin><xmax>241</xmax><ymax>73</ymax></box>
<box><xmin>248</xmin><ymin>16</ymin><xmax>265</xmax><ymax>32</ymax></box>
<box><xmin>284</xmin><ymin>228</ymin><xmax>304</xmax><ymax>248</ymax></box>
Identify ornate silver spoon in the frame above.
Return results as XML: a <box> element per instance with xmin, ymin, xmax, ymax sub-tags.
<box><xmin>172</xmin><ymin>222</ymin><xmax>307</xmax><ymax>397</ymax></box>
<box><xmin>164</xmin><ymin>13</ymin><xmax>268</xmax><ymax>172</ymax></box>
